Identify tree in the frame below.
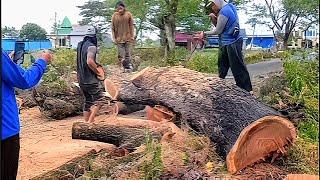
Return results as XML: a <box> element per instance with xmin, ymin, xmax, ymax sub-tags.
<box><xmin>50</xmin><ymin>22</ymin><xmax>58</xmax><ymax>34</ymax></box>
<box><xmin>246</xmin><ymin>0</ymin><xmax>319</xmax><ymax>49</ymax></box>
<box><xmin>177</xmin><ymin>0</ymin><xmax>211</xmax><ymax>33</ymax></box>
<box><xmin>1</xmin><ymin>26</ymin><xmax>19</xmax><ymax>37</ymax></box>
<box><xmin>19</xmin><ymin>23</ymin><xmax>47</xmax><ymax>40</ymax></box>
<box><xmin>77</xmin><ymin>0</ymin><xmax>112</xmax><ymax>43</ymax></box>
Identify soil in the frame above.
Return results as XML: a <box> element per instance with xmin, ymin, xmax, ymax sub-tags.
<box><xmin>17</xmin><ymin>107</ymin><xmax>116</xmax><ymax>179</ymax></box>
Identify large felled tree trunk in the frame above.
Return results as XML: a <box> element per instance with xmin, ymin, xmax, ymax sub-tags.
<box><xmin>105</xmin><ymin>67</ymin><xmax>296</xmax><ymax>174</ymax></box>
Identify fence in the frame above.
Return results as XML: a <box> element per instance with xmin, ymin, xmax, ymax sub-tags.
<box><xmin>2</xmin><ymin>38</ymin><xmax>52</xmax><ymax>52</ymax></box>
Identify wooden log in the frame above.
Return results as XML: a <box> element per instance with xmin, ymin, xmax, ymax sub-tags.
<box><xmin>106</xmin><ymin>67</ymin><xmax>297</xmax><ymax>174</ymax></box>
<box><xmin>31</xmin><ymin>149</ymin><xmax>98</xmax><ymax>179</ymax></box>
<box><xmin>284</xmin><ymin>174</ymin><xmax>319</xmax><ymax>180</ymax></box>
<box><xmin>72</xmin><ymin>122</ymin><xmax>165</xmax><ymax>151</ymax></box>
<box><xmin>32</xmin><ymin>83</ymin><xmax>83</xmax><ymax>120</ymax></box>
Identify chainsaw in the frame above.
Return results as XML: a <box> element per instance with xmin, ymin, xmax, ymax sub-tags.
<box><xmin>185</xmin><ymin>31</ymin><xmax>206</xmax><ymax>62</ymax></box>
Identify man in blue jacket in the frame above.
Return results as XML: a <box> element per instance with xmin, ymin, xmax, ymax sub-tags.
<box><xmin>1</xmin><ymin>49</ymin><xmax>52</xmax><ymax>179</ymax></box>
<box><xmin>202</xmin><ymin>0</ymin><xmax>252</xmax><ymax>92</ymax></box>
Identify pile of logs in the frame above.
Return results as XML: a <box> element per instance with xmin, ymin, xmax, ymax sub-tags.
<box><xmin>71</xmin><ymin>67</ymin><xmax>297</xmax><ymax>174</ymax></box>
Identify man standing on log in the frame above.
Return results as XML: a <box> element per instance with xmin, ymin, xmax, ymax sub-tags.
<box><xmin>112</xmin><ymin>1</ymin><xmax>135</xmax><ymax>73</ymax></box>
<box><xmin>76</xmin><ymin>26</ymin><xmax>113</xmax><ymax>123</ymax></box>
<box><xmin>2</xmin><ymin>49</ymin><xmax>52</xmax><ymax>179</ymax></box>
<box><xmin>200</xmin><ymin>0</ymin><xmax>252</xmax><ymax>92</ymax></box>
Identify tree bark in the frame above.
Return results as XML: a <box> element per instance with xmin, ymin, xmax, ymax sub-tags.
<box><xmin>164</xmin><ymin>15</ymin><xmax>176</xmax><ymax>52</ymax></box>
<box><xmin>31</xmin><ymin>149</ymin><xmax>98</xmax><ymax>179</ymax></box>
<box><xmin>106</xmin><ymin>67</ymin><xmax>297</xmax><ymax>174</ymax></box>
<box><xmin>72</xmin><ymin>122</ymin><xmax>164</xmax><ymax>151</ymax></box>
<box><xmin>32</xmin><ymin>84</ymin><xmax>83</xmax><ymax>120</ymax></box>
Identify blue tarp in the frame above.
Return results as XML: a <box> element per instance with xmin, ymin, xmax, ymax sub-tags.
<box><xmin>246</xmin><ymin>37</ymin><xmax>276</xmax><ymax>49</ymax></box>
<box><xmin>1</xmin><ymin>38</ymin><xmax>52</xmax><ymax>52</ymax></box>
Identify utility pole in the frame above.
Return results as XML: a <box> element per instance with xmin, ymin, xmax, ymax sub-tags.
<box><xmin>55</xmin><ymin>12</ymin><xmax>57</xmax><ymax>48</ymax></box>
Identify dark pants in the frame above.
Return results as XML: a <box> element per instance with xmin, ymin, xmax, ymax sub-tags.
<box><xmin>80</xmin><ymin>82</ymin><xmax>111</xmax><ymax>112</ymax></box>
<box><xmin>1</xmin><ymin>134</ymin><xmax>20</xmax><ymax>180</ymax></box>
<box><xmin>218</xmin><ymin>38</ymin><xmax>252</xmax><ymax>92</ymax></box>
<box><xmin>117</xmin><ymin>42</ymin><xmax>132</xmax><ymax>69</ymax></box>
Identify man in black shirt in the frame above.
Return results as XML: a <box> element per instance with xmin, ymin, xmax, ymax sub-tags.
<box><xmin>76</xmin><ymin>26</ymin><xmax>112</xmax><ymax>123</ymax></box>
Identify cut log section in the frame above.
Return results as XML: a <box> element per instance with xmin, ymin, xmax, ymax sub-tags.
<box><xmin>72</xmin><ymin>122</ymin><xmax>165</xmax><ymax>151</ymax></box>
<box><xmin>105</xmin><ymin>67</ymin><xmax>297</xmax><ymax>174</ymax></box>
<box><xmin>146</xmin><ymin>105</ymin><xmax>175</xmax><ymax>122</ymax></box>
<box><xmin>226</xmin><ymin>116</ymin><xmax>296</xmax><ymax>174</ymax></box>
<box><xmin>284</xmin><ymin>174</ymin><xmax>319</xmax><ymax>180</ymax></box>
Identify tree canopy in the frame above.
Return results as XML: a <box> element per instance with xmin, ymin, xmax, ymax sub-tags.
<box><xmin>19</xmin><ymin>23</ymin><xmax>47</xmax><ymax>40</ymax></box>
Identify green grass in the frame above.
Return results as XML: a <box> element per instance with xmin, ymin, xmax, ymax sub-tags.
<box><xmin>139</xmin><ymin>132</ymin><xmax>164</xmax><ymax>180</ymax></box>
<box><xmin>283</xmin><ymin>57</ymin><xmax>319</xmax><ymax>143</ymax></box>
<box><xmin>298</xmin><ymin>120</ymin><xmax>319</xmax><ymax>143</ymax></box>
<box><xmin>276</xmin><ymin>138</ymin><xmax>319</xmax><ymax>175</ymax></box>
<box><xmin>244</xmin><ymin>50</ymin><xmax>290</xmax><ymax>64</ymax></box>
<box><xmin>185</xmin><ymin>49</ymin><xmax>218</xmax><ymax>74</ymax></box>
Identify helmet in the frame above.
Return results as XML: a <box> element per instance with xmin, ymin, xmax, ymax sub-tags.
<box><xmin>85</xmin><ymin>26</ymin><xmax>96</xmax><ymax>37</ymax></box>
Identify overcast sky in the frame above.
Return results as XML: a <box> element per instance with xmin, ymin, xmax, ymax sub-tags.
<box><xmin>1</xmin><ymin>0</ymin><xmax>87</xmax><ymax>33</ymax></box>
<box><xmin>1</xmin><ymin>0</ymin><xmax>272</xmax><ymax>39</ymax></box>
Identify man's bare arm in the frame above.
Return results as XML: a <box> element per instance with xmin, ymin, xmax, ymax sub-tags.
<box><xmin>87</xmin><ymin>46</ymin><xmax>100</xmax><ymax>74</ymax></box>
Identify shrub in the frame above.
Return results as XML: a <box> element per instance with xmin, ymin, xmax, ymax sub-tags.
<box><xmin>99</xmin><ymin>47</ymin><xmax>118</xmax><ymax>65</ymax></box>
<box><xmin>186</xmin><ymin>49</ymin><xmax>218</xmax><ymax>74</ymax></box>
<box><xmin>52</xmin><ymin>48</ymin><xmax>77</xmax><ymax>74</ymax></box>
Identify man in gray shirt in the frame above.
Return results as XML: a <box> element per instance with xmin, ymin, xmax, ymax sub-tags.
<box><xmin>201</xmin><ymin>0</ymin><xmax>252</xmax><ymax>92</ymax></box>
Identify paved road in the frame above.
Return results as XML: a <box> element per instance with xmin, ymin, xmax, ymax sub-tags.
<box><xmin>226</xmin><ymin>59</ymin><xmax>283</xmax><ymax>78</ymax></box>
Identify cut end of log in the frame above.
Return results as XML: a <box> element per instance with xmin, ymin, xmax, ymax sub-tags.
<box><xmin>226</xmin><ymin>116</ymin><xmax>297</xmax><ymax>174</ymax></box>
<box><xmin>104</xmin><ymin>78</ymin><xmax>119</xmax><ymax>100</ymax></box>
<box><xmin>129</xmin><ymin>67</ymin><xmax>152</xmax><ymax>82</ymax></box>
<box><xmin>284</xmin><ymin>174</ymin><xmax>320</xmax><ymax>180</ymax></box>
<box><xmin>146</xmin><ymin>105</ymin><xmax>175</xmax><ymax>122</ymax></box>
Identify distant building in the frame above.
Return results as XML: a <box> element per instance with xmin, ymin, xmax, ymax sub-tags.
<box><xmin>69</xmin><ymin>25</ymin><xmax>113</xmax><ymax>49</ymax></box>
<box><xmin>47</xmin><ymin>16</ymin><xmax>113</xmax><ymax>49</ymax></box>
<box><xmin>292</xmin><ymin>25</ymin><xmax>319</xmax><ymax>48</ymax></box>
<box><xmin>47</xmin><ymin>16</ymin><xmax>73</xmax><ymax>48</ymax></box>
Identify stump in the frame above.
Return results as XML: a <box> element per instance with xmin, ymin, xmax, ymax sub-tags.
<box><xmin>105</xmin><ymin>67</ymin><xmax>297</xmax><ymax>174</ymax></box>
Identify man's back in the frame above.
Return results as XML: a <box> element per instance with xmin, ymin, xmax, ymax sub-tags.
<box><xmin>76</xmin><ymin>40</ymin><xmax>99</xmax><ymax>85</ymax></box>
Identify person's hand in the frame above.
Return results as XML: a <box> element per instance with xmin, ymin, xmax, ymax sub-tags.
<box><xmin>129</xmin><ymin>37</ymin><xmax>135</xmax><ymax>44</ymax></box>
<box><xmin>209</xmin><ymin>13</ymin><xmax>218</xmax><ymax>26</ymax></box>
<box><xmin>195</xmin><ymin>31</ymin><xmax>205</xmax><ymax>41</ymax></box>
<box><xmin>41</xmin><ymin>50</ymin><xmax>53</xmax><ymax>64</ymax></box>
<box><xmin>97</xmin><ymin>66</ymin><xmax>105</xmax><ymax>81</ymax></box>
<box><xmin>9</xmin><ymin>51</ymin><xmax>15</xmax><ymax>60</ymax></box>
<box><xmin>209</xmin><ymin>13</ymin><xmax>217</xmax><ymax>19</ymax></box>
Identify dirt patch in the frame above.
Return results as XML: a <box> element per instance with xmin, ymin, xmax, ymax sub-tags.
<box><xmin>17</xmin><ymin>107</ymin><xmax>115</xmax><ymax>179</ymax></box>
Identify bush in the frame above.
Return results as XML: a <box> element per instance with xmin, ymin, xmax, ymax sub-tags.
<box><xmin>244</xmin><ymin>50</ymin><xmax>289</xmax><ymax>64</ymax></box>
<box><xmin>99</xmin><ymin>47</ymin><xmax>118</xmax><ymax>65</ymax></box>
<box><xmin>284</xmin><ymin>59</ymin><xmax>319</xmax><ymax>126</ymax></box>
<box><xmin>52</xmin><ymin>48</ymin><xmax>77</xmax><ymax>74</ymax></box>
<box><xmin>276</xmin><ymin>137</ymin><xmax>319</xmax><ymax>175</ymax></box>
<box><xmin>186</xmin><ymin>49</ymin><xmax>218</xmax><ymax>74</ymax></box>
